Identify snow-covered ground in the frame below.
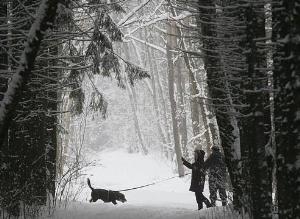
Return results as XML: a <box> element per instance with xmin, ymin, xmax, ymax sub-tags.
<box><xmin>53</xmin><ymin>202</ymin><xmax>239</xmax><ymax>219</ymax></box>
<box><xmin>76</xmin><ymin>149</ymin><xmax>199</xmax><ymax>207</ymax></box>
<box><xmin>49</xmin><ymin>149</ymin><xmax>245</xmax><ymax>219</ymax></box>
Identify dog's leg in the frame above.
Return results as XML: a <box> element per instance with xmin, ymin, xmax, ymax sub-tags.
<box><xmin>112</xmin><ymin>200</ymin><xmax>117</xmax><ymax>205</ymax></box>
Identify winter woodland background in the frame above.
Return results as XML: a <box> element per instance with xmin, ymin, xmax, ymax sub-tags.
<box><xmin>0</xmin><ymin>0</ymin><xmax>299</xmax><ymax>218</ymax></box>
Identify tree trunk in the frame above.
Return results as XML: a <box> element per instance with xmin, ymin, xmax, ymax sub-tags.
<box><xmin>173</xmin><ymin>15</ymin><xmax>206</xmax><ymax>152</ymax></box>
<box><xmin>143</xmin><ymin>34</ymin><xmax>169</xmax><ymax>156</ymax></box>
<box><xmin>0</xmin><ymin>0</ymin><xmax>59</xmax><ymax>215</ymax></box>
<box><xmin>151</xmin><ymin>45</ymin><xmax>173</xmax><ymax>159</ymax></box>
<box><xmin>272</xmin><ymin>0</ymin><xmax>300</xmax><ymax>218</ymax></box>
<box><xmin>188</xmin><ymin>69</ymin><xmax>201</xmax><ymax>148</ymax></box>
<box><xmin>0</xmin><ymin>0</ymin><xmax>59</xmax><ymax>146</ymax></box>
<box><xmin>196</xmin><ymin>0</ymin><xmax>244</xmax><ymax>211</ymax></box>
<box><xmin>240</xmin><ymin>3</ymin><xmax>273</xmax><ymax>218</ymax></box>
<box><xmin>175</xmin><ymin>58</ymin><xmax>188</xmax><ymax>158</ymax></box>
<box><xmin>166</xmin><ymin>19</ymin><xmax>184</xmax><ymax>176</ymax></box>
<box><xmin>124</xmin><ymin>43</ymin><xmax>148</xmax><ymax>155</ymax></box>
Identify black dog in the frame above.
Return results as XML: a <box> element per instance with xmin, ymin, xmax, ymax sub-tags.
<box><xmin>87</xmin><ymin>178</ymin><xmax>127</xmax><ymax>205</ymax></box>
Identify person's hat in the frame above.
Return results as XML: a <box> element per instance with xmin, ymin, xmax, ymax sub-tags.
<box><xmin>194</xmin><ymin>149</ymin><xmax>205</xmax><ymax>156</ymax></box>
<box><xmin>211</xmin><ymin>146</ymin><xmax>220</xmax><ymax>151</ymax></box>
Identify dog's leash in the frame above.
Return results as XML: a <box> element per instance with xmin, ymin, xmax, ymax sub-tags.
<box><xmin>117</xmin><ymin>172</ymin><xmax>191</xmax><ymax>192</ymax></box>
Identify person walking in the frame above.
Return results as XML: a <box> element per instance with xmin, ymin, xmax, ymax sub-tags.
<box><xmin>181</xmin><ymin>149</ymin><xmax>212</xmax><ymax>210</ymax></box>
<box><xmin>205</xmin><ymin>146</ymin><xmax>227</xmax><ymax>206</ymax></box>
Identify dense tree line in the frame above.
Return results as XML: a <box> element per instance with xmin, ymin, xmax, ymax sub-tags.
<box><xmin>0</xmin><ymin>0</ymin><xmax>298</xmax><ymax>218</ymax></box>
<box><xmin>108</xmin><ymin>2</ymin><xmax>299</xmax><ymax>217</ymax></box>
<box><xmin>0</xmin><ymin>0</ymin><xmax>60</xmax><ymax>215</ymax></box>
<box><xmin>173</xmin><ymin>0</ymin><xmax>299</xmax><ymax>218</ymax></box>
<box><xmin>0</xmin><ymin>0</ymin><xmax>148</xmax><ymax>217</ymax></box>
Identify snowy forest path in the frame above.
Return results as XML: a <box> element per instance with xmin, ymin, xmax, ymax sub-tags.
<box><xmin>53</xmin><ymin>202</ymin><xmax>224</xmax><ymax>219</ymax></box>
<box><xmin>51</xmin><ymin>150</ymin><xmax>244</xmax><ymax>219</ymax></box>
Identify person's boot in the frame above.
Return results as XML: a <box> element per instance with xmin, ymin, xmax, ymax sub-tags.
<box><xmin>198</xmin><ymin>203</ymin><xmax>203</xmax><ymax>210</ymax></box>
<box><xmin>210</xmin><ymin>201</ymin><xmax>216</xmax><ymax>207</ymax></box>
<box><xmin>204</xmin><ymin>199</ymin><xmax>212</xmax><ymax>208</ymax></box>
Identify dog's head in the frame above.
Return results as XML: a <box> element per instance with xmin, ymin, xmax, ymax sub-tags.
<box><xmin>116</xmin><ymin>192</ymin><xmax>127</xmax><ymax>203</ymax></box>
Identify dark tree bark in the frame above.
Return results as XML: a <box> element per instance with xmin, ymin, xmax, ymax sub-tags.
<box><xmin>272</xmin><ymin>0</ymin><xmax>300</xmax><ymax>218</ymax></box>
<box><xmin>240</xmin><ymin>2</ymin><xmax>273</xmax><ymax>218</ymax></box>
<box><xmin>0</xmin><ymin>1</ymin><xmax>8</xmax><ymax>143</ymax></box>
<box><xmin>7</xmin><ymin>0</ymin><xmax>59</xmax><ymax>207</ymax></box>
<box><xmin>0</xmin><ymin>0</ymin><xmax>59</xmax><ymax>146</ymax></box>
<box><xmin>197</xmin><ymin>1</ymin><xmax>273</xmax><ymax>216</ymax></box>
<box><xmin>0</xmin><ymin>0</ymin><xmax>59</xmax><ymax>215</ymax></box>
<box><xmin>196</xmin><ymin>0</ymin><xmax>244</xmax><ymax>210</ymax></box>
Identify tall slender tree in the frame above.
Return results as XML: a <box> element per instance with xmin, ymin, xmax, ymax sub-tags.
<box><xmin>166</xmin><ymin>17</ymin><xmax>184</xmax><ymax>176</ymax></box>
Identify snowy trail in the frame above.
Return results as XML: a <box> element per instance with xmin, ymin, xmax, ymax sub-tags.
<box><xmin>51</xmin><ymin>150</ymin><xmax>243</xmax><ymax>219</ymax></box>
<box><xmin>52</xmin><ymin>201</ymin><xmax>239</xmax><ymax>219</ymax></box>
<box><xmin>53</xmin><ymin>202</ymin><xmax>204</xmax><ymax>219</ymax></box>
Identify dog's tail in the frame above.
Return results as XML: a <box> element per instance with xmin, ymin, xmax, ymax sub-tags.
<box><xmin>87</xmin><ymin>178</ymin><xmax>94</xmax><ymax>191</ymax></box>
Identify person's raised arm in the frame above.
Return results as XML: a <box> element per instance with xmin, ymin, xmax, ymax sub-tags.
<box><xmin>181</xmin><ymin>157</ymin><xmax>193</xmax><ymax>169</ymax></box>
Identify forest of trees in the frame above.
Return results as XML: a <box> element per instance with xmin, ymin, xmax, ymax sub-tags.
<box><xmin>0</xmin><ymin>0</ymin><xmax>298</xmax><ymax>218</ymax></box>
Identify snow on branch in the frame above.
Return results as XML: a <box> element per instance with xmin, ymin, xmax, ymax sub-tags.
<box><xmin>127</xmin><ymin>35</ymin><xmax>166</xmax><ymax>54</ymax></box>
<box><xmin>0</xmin><ymin>0</ymin><xmax>59</xmax><ymax>145</ymax></box>
<box><xmin>188</xmin><ymin>130</ymin><xmax>207</xmax><ymax>144</ymax></box>
<box><xmin>117</xmin><ymin>0</ymin><xmax>152</xmax><ymax>27</ymax></box>
<box><xmin>123</xmin><ymin>11</ymin><xmax>192</xmax><ymax>36</ymax></box>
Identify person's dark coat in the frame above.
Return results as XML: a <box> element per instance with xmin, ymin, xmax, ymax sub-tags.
<box><xmin>182</xmin><ymin>150</ymin><xmax>205</xmax><ymax>192</ymax></box>
<box><xmin>204</xmin><ymin>148</ymin><xmax>227</xmax><ymax>188</ymax></box>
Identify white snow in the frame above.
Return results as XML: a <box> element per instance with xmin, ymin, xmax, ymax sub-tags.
<box><xmin>50</xmin><ymin>149</ymin><xmax>245</xmax><ymax>219</ymax></box>
<box><xmin>66</xmin><ymin>149</ymin><xmax>197</xmax><ymax>207</ymax></box>
<box><xmin>118</xmin><ymin>0</ymin><xmax>152</xmax><ymax>27</ymax></box>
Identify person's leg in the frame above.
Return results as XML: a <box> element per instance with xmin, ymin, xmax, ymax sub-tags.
<box><xmin>209</xmin><ymin>178</ymin><xmax>217</xmax><ymax>206</ymax></box>
<box><xmin>219</xmin><ymin>187</ymin><xmax>227</xmax><ymax>206</ymax></box>
<box><xmin>195</xmin><ymin>192</ymin><xmax>203</xmax><ymax>210</ymax></box>
<box><xmin>199</xmin><ymin>192</ymin><xmax>212</xmax><ymax>208</ymax></box>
